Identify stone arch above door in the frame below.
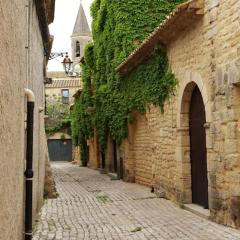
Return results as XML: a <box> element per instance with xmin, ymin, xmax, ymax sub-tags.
<box><xmin>177</xmin><ymin>70</ymin><xmax>212</xmax><ymax>129</ymax></box>
<box><xmin>175</xmin><ymin>70</ymin><xmax>212</xmax><ymax>204</ymax></box>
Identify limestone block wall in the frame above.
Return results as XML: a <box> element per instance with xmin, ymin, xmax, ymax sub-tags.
<box><xmin>88</xmin><ymin>129</ymin><xmax>100</xmax><ymax>169</ymax></box>
<box><xmin>122</xmin><ymin>103</ymin><xmax>180</xmax><ymax>200</ymax></box>
<box><xmin>205</xmin><ymin>0</ymin><xmax>240</xmax><ymax>227</ymax></box>
<box><xmin>0</xmin><ymin>1</ymin><xmax>49</xmax><ymax>239</ymax></box>
<box><xmin>147</xmin><ymin>103</ymin><xmax>180</xmax><ymax>201</ymax></box>
<box><xmin>105</xmin><ymin>135</ymin><xmax>114</xmax><ymax>172</ymax></box>
<box><xmin>72</xmin><ymin>146</ymin><xmax>81</xmax><ymax>165</ymax></box>
<box><xmin>121</xmin><ymin>0</ymin><xmax>240</xmax><ymax>228</ymax></box>
<box><xmin>167</xmin><ymin>0</ymin><xmax>240</xmax><ymax>227</ymax></box>
<box><xmin>133</xmin><ymin>114</ymin><xmax>152</xmax><ymax>185</ymax></box>
<box><xmin>123</xmin><ymin>113</ymin><xmax>153</xmax><ymax>186</ymax></box>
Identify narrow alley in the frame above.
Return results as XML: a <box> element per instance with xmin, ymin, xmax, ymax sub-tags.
<box><xmin>33</xmin><ymin>162</ymin><xmax>240</xmax><ymax>240</ymax></box>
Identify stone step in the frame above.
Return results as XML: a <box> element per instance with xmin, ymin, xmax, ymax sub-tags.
<box><xmin>184</xmin><ymin>203</ymin><xmax>210</xmax><ymax>219</ymax></box>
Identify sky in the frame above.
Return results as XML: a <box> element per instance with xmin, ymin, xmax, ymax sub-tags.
<box><xmin>47</xmin><ymin>0</ymin><xmax>93</xmax><ymax>72</ymax></box>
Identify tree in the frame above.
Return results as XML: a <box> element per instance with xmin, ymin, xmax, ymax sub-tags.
<box><xmin>45</xmin><ymin>94</ymin><xmax>71</xmax><ymax>135</ymax></box>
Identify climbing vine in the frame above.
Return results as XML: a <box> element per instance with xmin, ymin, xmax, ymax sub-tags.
<box><xmin>71</xmin><ymin>60</ymin><xmax>93</xmax><ymax>166</ymax></box>
<box><xmin>72</xmin><ymin>0</ymin><xmax>185</xmax><ymax>158</ymax></box>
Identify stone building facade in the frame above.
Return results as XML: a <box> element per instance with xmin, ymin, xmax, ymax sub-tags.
<box><xmin>46</xmin><ymin>71</ymin><xmax>82</xmax><ymax>105</ymax></box>
<box><xmin>116</xmin><ymin>0</ymin><xmax>240</xmax><ymax>228</ymax></box>
<box><xmin>0</xmin><ymin>1</ymin><xmax>55</xmax><ymax>239</ymax></box>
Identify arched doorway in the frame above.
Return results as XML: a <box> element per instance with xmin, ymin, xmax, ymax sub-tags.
<box><xmin>189</xmin><ymin>86</ymin><xmax>208</xmax><ymax>208</ymax></box>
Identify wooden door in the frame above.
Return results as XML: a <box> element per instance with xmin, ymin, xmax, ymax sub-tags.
<box><xmin>189</xmin><ymin>86</ymin><xmax>209</xmax><ymax>208</ymax></box>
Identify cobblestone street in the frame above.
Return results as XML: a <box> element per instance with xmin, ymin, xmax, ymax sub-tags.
<box><xmin>33</xmin><ymin>162</ymin><xmax>240</xmax><ymax>240</ymax></box>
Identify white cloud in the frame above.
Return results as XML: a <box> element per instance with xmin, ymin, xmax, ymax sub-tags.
<box><xmin>48</xmin><ymin>0</ymin><xmax>93</xmax><ymax>72</ymax></box>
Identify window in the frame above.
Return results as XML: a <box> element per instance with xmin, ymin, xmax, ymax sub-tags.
<box><xmin>62</xmin><ymin>89</ymin><xmax>69</xmax><ymax>104</ymax></box>
<box><xmin>76</xmin><ymin>41</ymin><xmax>80</xmax><ymax>57</ymax></box>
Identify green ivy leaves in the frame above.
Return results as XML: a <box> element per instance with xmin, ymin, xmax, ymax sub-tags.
<box><xmin>71</xmin><ymin>0</ymin><xmax>185</xmax><ymax>158</ymax></box>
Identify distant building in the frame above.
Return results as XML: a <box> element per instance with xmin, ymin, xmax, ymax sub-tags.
<box><xmin>46</xmin><ymin>71</ymin><xmax>82</xmax><ymax>106</ymax></box>
<box><xmin>45</xmin><ymin>71</ymin><xmax>82</xmax><ymax>161</ymax></box>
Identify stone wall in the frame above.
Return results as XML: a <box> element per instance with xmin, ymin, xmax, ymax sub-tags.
<box><xmin>121</xmin><ymin>0</ymin><xmax>240</xmax><ymax>228</ymax></box>
<box><xmin>72</xmin><ymin>146</ymin><xmax>81</xmax><ymax>165</ymax></box>
<box><xmin>88</xmin><ymin>129</ymin><xmax>100</xmax><ymax>169</ymax></box>
<box><xmin>105</xmin><ymin>135</ymin><xmax>114</xmax><ymax>172</ymax></box>
<box><xmin>0</xmin><ymin>1</ymin><xmax>50</xmax><ymax>239</ymax></box>
<box><xmin>122</xmin><ymin>103</ymin><xmax>179</xmax><ymax>200</ymax></box>
<box><xmin>206</xmin><ymin>0</ymin><xmax>240</xmax><ymax>227</ymax></box>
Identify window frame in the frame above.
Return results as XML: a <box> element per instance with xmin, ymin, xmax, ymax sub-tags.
<box><xmin>61</xmin><ymin>89</ymin><xmax>70</xmax><ymax>104</ymax></box>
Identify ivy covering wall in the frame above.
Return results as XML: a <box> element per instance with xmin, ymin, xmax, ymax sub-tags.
<box><xmin>45</xmin><ymin>95</ymin><xmax>71</xmax><ymax>136</ymax></box>
<box><xmin>71</xmin><ymin>0</ymin><xmax>185</xmax><ymax>161</ymax></box>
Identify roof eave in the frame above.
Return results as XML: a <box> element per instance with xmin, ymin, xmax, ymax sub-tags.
<box><xmin>35</xmin><ymin>0</ymin><xmax>55</xmax><ymax>56</ymax></box>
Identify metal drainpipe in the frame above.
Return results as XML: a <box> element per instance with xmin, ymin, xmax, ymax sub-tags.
<box><xmin>24</xmin><ymin>88</ymin><xmax>35</xmax><ymax>240</ymax></box>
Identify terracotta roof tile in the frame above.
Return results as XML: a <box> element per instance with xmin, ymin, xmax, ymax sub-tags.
<box><xmin>45</xmin><ymin>78</ymin><xmax>82</xmax><ymax>88</ymax></box>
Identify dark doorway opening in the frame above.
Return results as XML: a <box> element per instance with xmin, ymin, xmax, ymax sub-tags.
<box><xmin>113</xmin><ymin>141</ymin><xmax>118</xmax><ymax>173</ymax></box>
<box><xmin>119</xmin><ymin>157</ymin><xmax>124</xmax><ymax>179</ymax></box>
<box><xmin>101</xmin><ymin>152</ymin><xmax>106</xmax><ymax>169</ymax></box>
<box><xmin>189</xmin><ymin>86</ymin><xmax>209</xmax><ymax>208</ymax></box>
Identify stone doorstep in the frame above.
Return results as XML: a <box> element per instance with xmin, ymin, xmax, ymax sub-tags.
<box><xmin>184</xmin><ymin>203</ymin><xmax>210</xmax><ymax>219</ymax></box>
<box><xmin>107</xmin><ymin>172</ymin><xmax>118</xmax><ymax>179</ymax></box>
<box><xmin>99</xmin><ymin>168</ymin><xmax>108</xmax><ymax>174</ymax></box>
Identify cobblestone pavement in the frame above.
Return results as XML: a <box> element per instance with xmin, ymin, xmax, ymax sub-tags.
<box><xmin>33</xmin><ymin>162</ymin><xmax>240</xmax><ymax>240</ymax></box>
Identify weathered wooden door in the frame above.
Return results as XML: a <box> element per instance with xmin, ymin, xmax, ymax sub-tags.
<box><xmin>113</xmin><ymin>141</ymin><xmax>118</xmax><ymax>173</ymax></box>
<box><xmin>189</xmin><ymin>86</ymin><xmax>209</xmax><ymax>208</ymax></box>
<box><xmin>48</xmin><ymin>139</ymin><xmax>72</xmax><ymax>161</ymax></box>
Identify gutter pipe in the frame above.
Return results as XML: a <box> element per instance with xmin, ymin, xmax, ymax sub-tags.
<box><xmin>24</xmin><ymin>88</ymin><xmax>35</xmax><ymax>240</ymax></box>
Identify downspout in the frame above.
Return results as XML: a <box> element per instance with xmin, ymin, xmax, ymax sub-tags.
<box><xmin>24</xmin><ymin>88</ymin><xmax>35</xmax><ymax>240</ymax></box>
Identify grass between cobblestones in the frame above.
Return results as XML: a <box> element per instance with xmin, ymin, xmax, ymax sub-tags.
<box><xmin>96</xmin><ymin>195</ymin><xmax>113</xmax><ymax>204</ymax></box>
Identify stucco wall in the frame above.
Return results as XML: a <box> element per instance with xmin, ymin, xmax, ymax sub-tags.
<box><xmin>71</xmin><ymin>36</ymin><xmax>92</xmax><ymax>60</ymax></box>
<box><xmin>46</xmin><ymin>86</ymin><xmax>80</xmax><ymax>105</ymax></box>
<box><xmin>121</xmin><ymin>0</ymin><xmax>240</xmax><ymax>228</ymax></box>
<box><xmin>0</xmin><ymin>1</ymin><xmax>49</xmax><ymax>239</ymax></box>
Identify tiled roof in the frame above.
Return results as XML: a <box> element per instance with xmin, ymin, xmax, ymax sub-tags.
<box><xmin>72</xmin><ymin>3</ymin><xmax>91</xmax><ymax>37</ymax></box>
<box><xmin>117</xmin><ymin>0</ymin><xmax>204</xmax><ymax>75</ymax></box>
<box><xmin>45</xmin><ymin>78</ymin><xmax>82</xmax><ymax>88</ymax></box>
